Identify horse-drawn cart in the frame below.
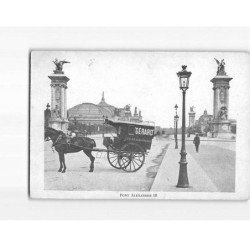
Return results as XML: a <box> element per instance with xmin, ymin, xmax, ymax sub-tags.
<box><xmin>45</xmin><ymin>118</ymin><xmax>155</xmax><ymax>173</ymax></box>
<box><xmin>103</xmin><ymin>118</ymin><xmax>155</xmax><ymax>172</ymax></box>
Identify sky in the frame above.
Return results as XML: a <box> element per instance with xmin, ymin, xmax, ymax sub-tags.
<box><xmin>31</xmin><ymin>51</ymin><xmax>248</xmax><ymax>127</ymax></box>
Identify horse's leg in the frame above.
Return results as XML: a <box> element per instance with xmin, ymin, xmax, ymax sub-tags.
<box><xmin>83</xmin><ymin>150</ymin><xmax>95</xmax><ymax>172</ymax></box>
<box><xmin>61</xmin><ymin>153</ymin><xmax>67</xmax><ymax>173</ymax></box>
<box><xmin>58</xmin><ymin>153</ymin><xmax>63</xmax><ymax>172</ymax></box>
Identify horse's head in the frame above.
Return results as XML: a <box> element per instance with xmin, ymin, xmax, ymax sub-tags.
<box><xmin>44</xmin><ymin>128</ymin><xmax>51</xmax><ymax>141</ymax></box>
<box><xmin>44</xmin><ymin>127</ymin><xmax>65</xmax><ymax>142</ymax></box>
<box><xmin>44</xmin><ymin>127</ymin><xmax>58</xmax><ymax>141</ymax></box>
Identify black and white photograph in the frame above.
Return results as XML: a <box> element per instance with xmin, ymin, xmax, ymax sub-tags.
<box><xmin>2</xmin><ymin>0</ymin><xmax>250</xmax><ymax>247</ymax></box>
<box><xmin>30</xmin><ymin>51</ymin><xmax>249</xmax><ymax>199</ymax></box>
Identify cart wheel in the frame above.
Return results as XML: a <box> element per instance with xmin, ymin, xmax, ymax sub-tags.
<box><xmin>118</xmin><ymin>143</ymin><xmax>145</xmax><ymax>172</ymax></box>
<box><xmin>107</xmin><ymin>146</ymin><xmax>122</xmax><ymax>169</ymax></box>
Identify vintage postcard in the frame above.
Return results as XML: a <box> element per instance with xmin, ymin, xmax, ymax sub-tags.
<box><xmin>29</xmin><ymin>51</ymin><xmax>250</xmax><ymax>199</ymax></box>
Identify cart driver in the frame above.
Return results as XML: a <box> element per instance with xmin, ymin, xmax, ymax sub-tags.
<box><xmin>66</xmin><ymin>130</ymin><xmax>76</xmax><ymax>143</ymax></box>
<box><xmin>71</xmin><ymin>131</ymin><xmax>76</xmax><ymax>139</ymax></box>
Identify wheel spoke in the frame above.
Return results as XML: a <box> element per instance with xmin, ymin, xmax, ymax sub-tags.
<box><xmin>110</xmin><ymin>158</ymin><xmax>118</xmax><ymax>164</ymax></box>
<box><xmin>108</xmin><ymin>150</ymin><xmax>122</xmax><ymax>169</ymax></box>
<box><xmin>119</xmin><ymin>143</ymin><xmax>145</xmax><ymax>172</ymax></box>
<box><xmin>109</xmin><ymin>155</ymin><xmax>118</xmax><ymax>159</ymax></box>
<box><xmin>120</xmin><ymin>157</ymin><xmax>129</xmax><ymax>167</ymax></box>
<box><xmin>120</xmin><ymin>158</ymin><xmax>126</xmax><ymax>167</ymax></box>
<box><xmin>132</xmin><ymin>161</ymin><xmax>136</xmax><ymax>170</ymax></box>
<box><xmin>125</xmin><ymin>159</ymin><xmax>131</xmax><ymax>166</ymax></box>
<box><xmin>123</xmin><ymin>158</ymin><xmax>129</xmax><ymax>164</ymax></box>
<box><xmin>133</xmin><ymin>159</ymin><xmax>141</xmax><ymax>167</ymax></box>
<box><xmin>134</xmin><ymin>157</ymin><xmax>143</xmax><ymax>163</ymax></box>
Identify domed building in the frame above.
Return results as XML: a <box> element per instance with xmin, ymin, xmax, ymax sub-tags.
<box><xmin>97</xmin><ymin>91</ymin><xmax>116</xmax><ymax>117</ymax></box>
<box><xmin>68</xmin><ymin>103</ymin><xmax>108</xmax><ymax>125</ymax></box>
<box><xmin>68</xmin><ymin>92</ymin><xmax>115</xmax><ymax>126</ymax></box>
<box><xmin>67</xmin><ymin>92</ymin><xmax>143</xmax><ymax>134</ymax></box>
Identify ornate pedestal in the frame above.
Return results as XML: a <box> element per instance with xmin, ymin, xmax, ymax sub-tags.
<box><xmin>48</xmin><ymin>73</ymin><xmax>70</xmax><ymax>132</ymax></box>
<box><xmin>210</xmin><ymin>119</ymin><xmax>232</xmax><ymax>139</ymax></box>
<box><xmin>210</xmin><ymin>68</ymin><xmax>233</xmax><ymax>139</ymax></box>
<box><xmin>49</xmin><ymin>117</ymin><xmax>69</xmax><ymax>132</ymax></box>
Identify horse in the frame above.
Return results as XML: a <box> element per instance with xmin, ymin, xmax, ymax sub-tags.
<box><xmin>44</xmin><ymin>127</ymin><xmax>96</xmax><ymax>173</ymax></box>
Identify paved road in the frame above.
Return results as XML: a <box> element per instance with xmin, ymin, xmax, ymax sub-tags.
<box><xmin>44</xmin><ymin>135</ymin><xmax>170</xmax><ymax>191</ymax></box>
<box><xmin>152</xmin><ymin>135</ymin><xmax>236</xmax><ymax>192</ymax></box>
<box><xmin>186</xmin><ymin>140</ymin><xmax>235</xmax><ymax>192</ymax></box>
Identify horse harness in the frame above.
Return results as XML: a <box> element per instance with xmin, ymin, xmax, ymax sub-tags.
<box><xmin>51</xmin><ymin>134</ymin><xmax>63</xmax><ymax>151</ymax></box>
<box><xmin>51</xmin><ymin>133</ymin><xmax>79</xmax><ymax>152</ymax></box>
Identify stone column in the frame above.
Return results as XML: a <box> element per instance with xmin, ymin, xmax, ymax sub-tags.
<box><xmin>213</xmin><ymin>87</ymin><xmax>215</xmax><ymax>119</ymax></box>
<box><xmin>211</xmin><ymin>78</ymin><xmax>232</xmax><ymax>120</ymax></box>
<box><xmin>188</xmin><ymin>111</ymin><xmax>196</xmax><ymax>127</ymax></box>
<box><xmin>48</xmin><ymin>73</ymin><xmax>70</xmax><ymax>132</ymax></box>
<box><xmin>64</xmin><ymin>86</ymin><xmax>67</xmax><ymax>119</ymax></box>
<box><xmin>51</xmin><ymin>86</ymin><xmax>55</xmax><ymax>111</ymax></box>
<box><xmin>214</xmin><ymin>87</ymin><xmax>220</xmax><ymax>119</ymax></box>
<box><xmin>210</xmin><ymin>75</ymin><xmax>233</xmax><ymax>138</ymax></box>
<box><xmin>225</xmin><ymin>86</ymin><xmax>229</xmax><ymax>115</ymax></box>
<box><xmin>61</xmin><ymin>87</ymin><xmax>64</xmax><ymax>118</ymax></box>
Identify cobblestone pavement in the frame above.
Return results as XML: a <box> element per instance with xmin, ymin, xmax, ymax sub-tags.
<box><xmin>44</xmin><ymin>135</ymin><xmax>170</xmax><ymax>191</ymax></box>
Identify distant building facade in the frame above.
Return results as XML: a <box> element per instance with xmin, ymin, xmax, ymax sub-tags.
<box><xmin>197</xmin><ymin>109</ymin><xmax>213</xmax><ymax>134</ymax></box>
<box><xmin>187</xmin><ymin>108</ymin><xmax>236</xmax><ymax>137</ymax></box>
<box><xmin>187</xmin><ymin>109</ymin><xmax>213</xmax><ymax>136</ymax></box>
<box><xmin>188</xmin><ymin>106</ymin><xmax>196</xmax><ymax>127</ymax></box>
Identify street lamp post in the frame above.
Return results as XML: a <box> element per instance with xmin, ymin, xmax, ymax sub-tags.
<box><xmin>174</xmin><ymin>104</ymin><xmax>179</xmax><ymax>149</ymax></box>
<box><xmin>176</xmin><ymin>65</ymin><xmax>192</xmax><ymax>188</ymax></box>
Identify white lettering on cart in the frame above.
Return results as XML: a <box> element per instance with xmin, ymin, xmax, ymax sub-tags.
<box><xmin>135</xmin><ymin>127</ymin><xmax>154</xmax><ymax>136</ymax></box>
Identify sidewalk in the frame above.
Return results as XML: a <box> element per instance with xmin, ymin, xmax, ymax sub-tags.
<box><xmin>151</xmin><ymin>140</ymin><xmax>218</xmax><ymax>192</ymax></box>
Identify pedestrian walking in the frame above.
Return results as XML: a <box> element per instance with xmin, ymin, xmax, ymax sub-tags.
<box><xmin>193</xmin><ymin>134</ymin><xmax>200</xmax><ymax>153</ymax></box>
